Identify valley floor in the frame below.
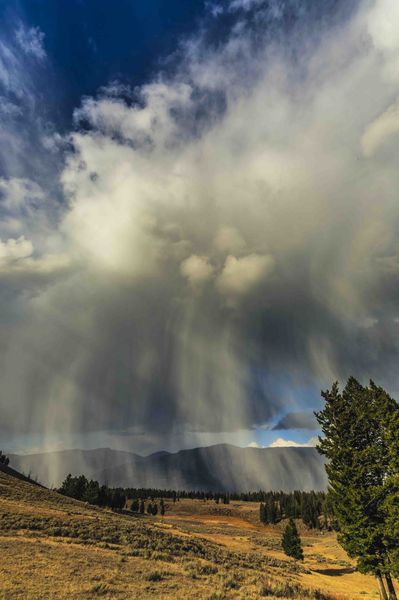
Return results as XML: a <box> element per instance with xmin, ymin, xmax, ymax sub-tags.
<box><xmin>0</xmin><ymin>471</ymin><xmax>391</xmax><ymax>599</ymax></box>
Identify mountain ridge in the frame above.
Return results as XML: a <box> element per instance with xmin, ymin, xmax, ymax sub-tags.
<box><xmin>9</xmin><ymin>443</ymin><xmax>327</xmax><ymax>492</ymax></box>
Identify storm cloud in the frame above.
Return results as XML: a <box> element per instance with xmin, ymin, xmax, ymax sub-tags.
<box><xmin>1</xmin><ymin>0</ymin><xmax>399</xmax><ymax>450</ymax></box>
<box><xmin>272</xmin><ymin>412</ymin><xmax>318</xmax><ymax>431</ymax></box>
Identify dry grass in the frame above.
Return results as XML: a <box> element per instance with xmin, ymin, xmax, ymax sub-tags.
<box><xmin>0</xmin><ymin>471</ymin><xmax>391</xmax><ymax>599</ymax></box>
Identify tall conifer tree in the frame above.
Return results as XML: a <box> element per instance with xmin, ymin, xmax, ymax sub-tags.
<box><xmin>316</xmin><ymin>378</ymin><xmax>399</xmax><ymax>600</ymax></box>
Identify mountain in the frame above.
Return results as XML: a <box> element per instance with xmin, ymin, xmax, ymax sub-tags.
<box><xmin>9</xmin><ymin>444</ymin><xmax>326</xmax><ymax>491</ymax></box>
<box><xmin>9</xmin><ymin>448</ymin><xmax>139</xmax><ymax>488</ymax></box>
<box><xmin>95</xmin><ymin>444</ymin><xmax>326</xmax><ymax>491</ymax></box>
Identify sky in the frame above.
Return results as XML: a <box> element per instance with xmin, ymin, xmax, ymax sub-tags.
<box><xmin>1</xmin><ymin>0</ymin><xmax>399</xmax><ymax>455</ymax></box>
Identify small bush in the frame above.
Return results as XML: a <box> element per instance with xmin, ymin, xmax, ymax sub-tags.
<box><xmin>198</xmin><ymin>563</ymin><xmax>218</xmax><ymax>575</ymax></box>
<box><xmin>146</xmin><ymin>570</ymin><xmax>164</xmax><ymax>582</ymax></box>
<box><xmin>223</xmin><ymin>577</ymin><xmax>240</xmax><ymax>590</ymax></box>
<box><xmin>89</xmin><ymin>583</ymin><xmax>112</xmax><ymax>596</ymax></box>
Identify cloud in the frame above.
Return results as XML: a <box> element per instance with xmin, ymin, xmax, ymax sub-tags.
<box><xmin>3</xmin><ymin>1</ymin><xmax>399</xmax><ymax>450</ymax></box>
<box><xmin>272</xmin><ymin>411</ymin><xmax>318</xmax><ymax>431</ymax></box>
<box><xmin>0</xmin><ymin>236</ymin><xmax>33</xmax><ymax>266</ymax></box>
<box><xmin>181</xmin><ymin>255</ymin><xmax>215</xmax><ymax>288</ymax></box>
<box><xmin>269</xmin><ymin>437</ymin><xmax>318</xmax><ymax>448</ymax></box>
<box><xmin>0</xmin><ymin>17</ymin><xmax>59</xmax><ymax>197</ymax></box>
<box><xmin>15</xmin><ymin>24</ymin><xmax>46</xmax><ymax>61</ymax></box>
<box><xmin>361</xmin><ymin>99</ymin><xmax>399</xmax><ymax>157</ymax></box>
<box><xmin>229</xmin><ymin>0</ymin><xmax>266</xmax><ymax>11</ymax></box>
<box><xmin>366</xmin><ymin>0</ymin><xmax>399</xmax><ymax>82</ymax></box>
<box><xmin>366</xmin><ymin>0</ymin><xmax>399</xmax><ymax>53</ymax></box>
<box><xmin>213</xmin><ymin>226</ymin><xmax>246</xmax><ymax>254</ymax></box>
<box><xmin>216</xmin><ymin>254</ymin><xmax>275</xmax><ymax>298</ymax></box>
<box><xmin>0</xmin><ymin>177</ymin><xmax>63</xmax><ymax>265</ymax></box>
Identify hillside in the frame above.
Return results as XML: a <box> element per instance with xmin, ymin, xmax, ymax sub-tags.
<box><xmin>0</xmin><ymin>466</ymin><xmax>385</xmax><ymax>599</ymax></box>
<box><xmin>10</xmin><ymin>444</ymin><xmax>327</xmax><ymax>491</ymax></box>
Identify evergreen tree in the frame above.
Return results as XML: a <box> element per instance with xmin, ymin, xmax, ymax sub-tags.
<box><xmin>302</xmin><ymin>495</ymin><xmax>319</xmax><ymax>529</ymax></box>
<box><xmin>83</xmin><ymin>480</ymin><xmax>100</xmax><ymax>505</ymax></box>
<box><xmin>110</xmin><ymin>489</ymin><xmax>125</xmax><ymax>510</ymax></box>
<box><xmin>282</xmin><ymin>518</ymin><xmax>303</xmax><ymax>561</ymax></box>
<box><xmin>316</xmin><ymin>378</ymin><xmax>399</xmax><ymax>600</ymax></box>
<box><xmin>59</xmin><ymin>474</ymin><xmax>88</xmax><ymax>500</ymax></box>
<box><xmin>383</xmin><ymin>401</ymin><xmax>399</xmax><ymax>592</ymax></box>
<box><xmin>259</xmin><ymin>502</ymin><xmax>267</xmax><ymax>524</ymax></box>
<box><xmin>98</xmin><ymin>485</ymin><xmax>109</xmax><ymax>507</ymax></box>
<box><xmin>266</xmin><ymin>497</ymin><xmax>278</xmax><ymax>524</ymax></box>
<box><xmin>0</xmin><ymin>451</ymin><xmax>9</xmax><ymax>466</ymax></box>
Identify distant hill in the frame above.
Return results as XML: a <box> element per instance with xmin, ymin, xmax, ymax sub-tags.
<box><xmin>9</xmin><ymin>448</ymin><xmax>139</xmax><ymax>488</ymax></box>
<box><xmin>10</xmin><ymin>444</ymin><xmax>326</xmax><ymax>491</ymax></box>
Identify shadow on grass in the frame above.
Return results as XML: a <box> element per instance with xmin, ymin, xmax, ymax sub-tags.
<box><xmin>313</xmin><ymin>567</ymin><xmax>355</xmax><ymax>577</ymax></box>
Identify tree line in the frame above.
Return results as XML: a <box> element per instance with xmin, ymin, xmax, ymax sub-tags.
<box><xmin>259</xmin><ymin>490</ymin><xmax>330</xmax><ymax>528</ymax></box>
<box><xmin>59</xmin><ymin>474</ymin><xmax>126</xmax><ymax>509</ymax></box>
<box><xmin>58</xmin><ymin>474</ymin><xmax>329</xmax><ymax>532</ymax></box>
<box><xmin>58</xmin><ymin>474</ymin><xmax>166</xmax><ymax>515</ymax></box>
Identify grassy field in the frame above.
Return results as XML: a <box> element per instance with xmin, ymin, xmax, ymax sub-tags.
<box><xmin>0</xmin><ymin>470</ymin><xmax>390</xmax><ymax>599</ymax></box>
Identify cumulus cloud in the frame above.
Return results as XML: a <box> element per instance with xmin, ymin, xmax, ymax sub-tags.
<box><xmin>269</xmin><ymin>437</ymin><xmax>318</xmax><ymax>448</ymax></box>
<box><xmin>247</xmin><ymin>441</ymin><xmax>263</xmax><ymax>448</ymax></box>
<box><xmin>3</xmin><ymin>1</ymin><xmax>399</xmax><ymax>450</ymax></box>
<box><xmin>217</xmin><ymin>254</ymin><xmax>275</xmax><ymax>299</ymax></box>
<box><xmin>181</xmin><ymin>255</ymin><xmax>215</xmax><ymax>288</ymax></box>
<box><xmin>366</xmin><ymin>0</ymin><xmax>399</xmax><ymax>53</ymax></box>
<box><xmin>366</xmin><ymin>0</ymin><xmax>399</xmax><ymax>82</ymax></box>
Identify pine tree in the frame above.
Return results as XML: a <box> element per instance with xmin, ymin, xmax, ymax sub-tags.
<box><xmin>316</xmin><ymin>378</ymin><xmax>399</xmax><ymax>600</ymax></box>
<box><xmin>383</xmin><ymin>400</ymin><xmax>399</xmax><ymax>591</ymax></box>
<box><xmin>259</xmin><ymin>502</ymin><xmax>266</xmax><ymax>524</ymax></box>
<box><xmin>302</xmin><ymin>495</ymin><xmax>319</xmax><ymax>529</ymax></box>
<box><xmin>282</xmin><ymin>518</ymin><xmax>303</xmax><ymax>561</ymax></box>
<box><xmin>0</xmin><ymin>451</ymin><xmax>10</xmax><ymax>466</ymax></box>
<box><xmin>83</xmin><ymin>480</ymin><xmax>100</xmax><ymax>505</ymax></box>
<box><xmin>266</xmin><ymin>497</ymin><xmax>278</xmax><ymax>524</ymax></box>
